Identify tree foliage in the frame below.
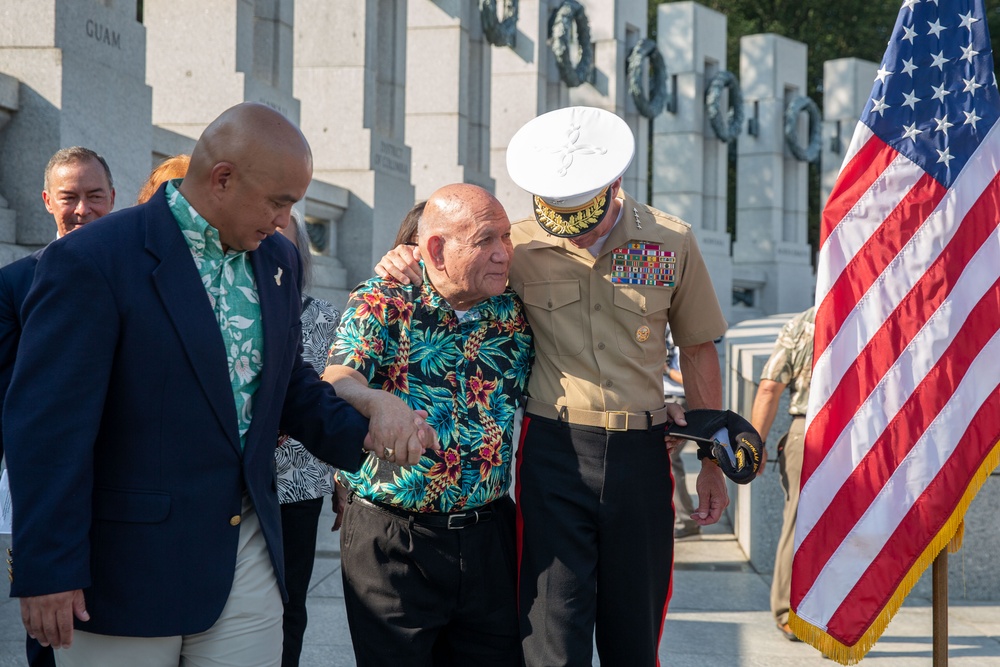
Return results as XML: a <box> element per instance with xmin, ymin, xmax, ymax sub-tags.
<box><xmin>651</xmin><ymin>0</ymin><xmax>1000</xmax><ymax>97</ymax></box>
<box><xmin>648</xmin><ymin>0</ymin><xmax>1000</xmax><ymax>259</ymax></box>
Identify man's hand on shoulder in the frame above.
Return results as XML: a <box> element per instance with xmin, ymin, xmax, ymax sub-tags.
<box><xmin>374</xmin><ymin>244</ymin><xmax>423</xmax><ymax>286</ymax></box>
<box><xmin>21</xmin><ymin>589</ymin><xmax>89</xmax><ymax>649</ymax></box>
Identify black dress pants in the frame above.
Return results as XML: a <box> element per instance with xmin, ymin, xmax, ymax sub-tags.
<box><xmin>340</xmin><ymin>494</ymin><xmax>520</xmax><ymax>667</ymax></box>
<box><xmin>279</xmin><ymin>496</ymin><xmax>324</xmax><ymax>667</ymax></box>
<box><xmin>516</xmin><ymin>414</ymin><xmax>674</xmax><ymax>667</ymax></box>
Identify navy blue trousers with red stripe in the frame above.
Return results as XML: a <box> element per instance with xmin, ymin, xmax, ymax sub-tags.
<box><xmin>515</xmin><ymin>414</ymin><xmax>674</xmax><ymax>667</ymax></box>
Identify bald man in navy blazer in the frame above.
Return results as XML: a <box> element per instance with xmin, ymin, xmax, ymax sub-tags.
<box><xmin>2</xmin><ymin>104</ymin><xmax>424</xmax><ymax>666</ymax></box>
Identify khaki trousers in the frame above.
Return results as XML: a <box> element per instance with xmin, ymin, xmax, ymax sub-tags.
<box><xmin>56</xmin><ymin>496</ymin><xmax>282</xmax><ymax>667</ymax></box>
<box><xmin>770</xmin><ymin>416</ymin><xmax>805</xmax><ymax>625</ymax></box>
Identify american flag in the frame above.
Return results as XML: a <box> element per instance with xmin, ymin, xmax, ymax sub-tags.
<box><xmin>789</xmin><ymin>0</ymin><xmax>1000</xmax><ymax>662</ymax></box>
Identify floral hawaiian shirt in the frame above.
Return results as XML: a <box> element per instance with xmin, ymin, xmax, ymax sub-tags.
<box><xmin>167</xmin><ymin>180</ymin><xmax>263</xmax><ymax>448</ymax></box>
<box><xmin>329</xmin><ymin>266</ymin><xmax>533</xmax><ymax>513</ymax></box>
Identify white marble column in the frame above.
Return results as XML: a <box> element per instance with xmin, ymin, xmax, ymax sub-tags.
<box><xmin>653</xmin><ymin>2</ymin><xmax>733</xmax><ymax>322</ymax></box>
<box><xmin>146</xmin><ymin>0</ymin><xmax>360</xmax><ymax>304</ymax></box>
<box><xmin>145</xmin><ymin>0</ymin><xmax>300</xmax><ymax>135</ymax></box>
<box><xmin>821</xmin><ymin>58</ymin><xmax>878</xmax><ymax>210</ymax></box>
<box><xmin>567</xmin><ymin>0</ymin><xmax>648</xmax><ymax>201</ymax></box>
<box><xmin>406</xmin><ymin>0</ymin><xmax>494</xmax><ymax>199</ymax></box>
<box><xmin>489</xmin><ymin>0</ymin><xmax>569</xmax><ymax>222</ymax></box>
<box><xmin>0</xmin><ymin>72</ymin><xmax>20</xmax><ymax>262</ymax></box>
<box><xmin>733</xmin><ymin>34</ymin><xmax>814</xmax><ymax>319</ymax></box>
<box><xmin>295</xmin><ymin>0</ymin><xmax>414</xmax><ymax>306</ymax></box>
<box><xmin>0</xmin><ymin>0</ymin><xmax>152</xmax><ymax>241</ymax></box>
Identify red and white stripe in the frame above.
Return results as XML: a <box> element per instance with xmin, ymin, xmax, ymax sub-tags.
<box><xmin>790</xmin><ymin>120</ymin><xmax>1000</xmax><ymax>644</ymax></box>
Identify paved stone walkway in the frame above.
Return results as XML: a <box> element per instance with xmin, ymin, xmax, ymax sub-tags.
<box><xmin>2</xmin><ymin>456</ymin><xmax>998</xmax><ymax>666</ymax></box>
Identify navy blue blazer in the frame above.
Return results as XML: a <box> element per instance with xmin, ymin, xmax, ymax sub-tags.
<box><xmin>0</xmin><ymin>249</ymin><xmax>55</xmax><ymax>666</ymax></box>
<box><xmin>3</xmin><ymin>185</ymin><xmax>368</xmax><ymax>637</ymax></box>
<box><xmin>0</xmin><ymin>248</ymin><xmax>43</xmax><ymax>463</ymax></box>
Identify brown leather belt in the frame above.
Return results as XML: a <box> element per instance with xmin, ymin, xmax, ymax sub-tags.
<box><xmin>525</xmin><ymin>398</ymin><xmax>669</xmax><ymax>432</ymax></box>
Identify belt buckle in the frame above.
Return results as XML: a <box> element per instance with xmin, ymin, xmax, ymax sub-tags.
<box><xmin>605</xmin><ymin>411</ymin><xmax>629</xmax><ymax>431</ymax></box>
<box><xmin>447</xmin><ymin>511</ymin><xmax>472</xmax><ymax>529</ymax></box>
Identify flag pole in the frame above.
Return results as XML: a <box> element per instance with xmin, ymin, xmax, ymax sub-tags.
<box><xmin>932</xmin><ymin>549</ymin><xmax>948</xmax><ymax>667</ymax></box>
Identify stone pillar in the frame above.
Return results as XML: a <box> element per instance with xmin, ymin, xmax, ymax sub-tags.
<box><xmin>569</xmin><ymin>0</ymin><xmax>648</xmax><ymax>201</ymax></box>
<box><xmin>146</xmin><ymin>0</ymin><xmax>356</xmax><ymax>304</ymax></box>
<box><xmin>294</xmin><ymin>0</ymin><xmax>413</xmax><ymax>306</ymax></box>
<box><xmin>0</xmin><ymin>0</ymin><xmax>152</xmax><ymax>241</ymax></box>
<box><xmin>406</xmin><ymin>0</ymin><xmax>494</xmax><ymax>200</ymax></box>
<box><xmin>732</xmin><ymin>34</ymin><xmax>814</xmax><ymax>320</ymax></box>
<box><xmin>653</xmin><ymin>2</ymin><xmax>733</xmax><ymax>322</ymax></box>
<box><xmin>821</xmin><ymin>58</ymin><xmax>877</xmax><ymax>210</ymax></box>
<box><xmin>0</xmin><ymin>72</ymin><xmax>20</xmax><ymax>265</ymax></box>
<box><xmin>144</xmin><ymin>0</ymin><xmax>300</xmax><ymax>136</ymax></box>
<box><xmin>722</xmin><ymin>314</ymin><xmax>793</xmax><ymax>567</ymax></box>
<box><xmin>490</xmin><ymin>0</ymin><xmax>569</xmax><ymax>222</ymax></box>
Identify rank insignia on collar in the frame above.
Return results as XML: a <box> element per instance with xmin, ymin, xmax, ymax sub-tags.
<box><xmin>633</xmin><ymin>207</ymin><xmax>642</xmax><ymax>229</ymax></box>
<box><xmin>610</xmin><ymin>242</ymin><xmax>676</xmax><ymax>287</ymax></box>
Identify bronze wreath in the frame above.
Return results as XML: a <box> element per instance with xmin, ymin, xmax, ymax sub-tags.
<box><xmin>784</xmin><ymin>94</ymin><xmax>822</xmax><ymax>163</ymax></box>
<box><xmin>480</xmin><ymin>0</ymin><xmax>517</xmax><ymax>48</ymax></box>
<box><xmin>627</xmin><ymin>38</ymin><xmax>668</xmax><ymax>118</ymax></box>
<box><xmin>705</xmin><ymin>70</ymin><xmax>744</xmax><ymax>143</ymax></box>
<box><xmin>548</xmin><ymin>0</ymin><xmax>594</xmax><ymax>88</ymax></box>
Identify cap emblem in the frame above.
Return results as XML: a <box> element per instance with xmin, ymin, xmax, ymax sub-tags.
<box><xmin>539</xmin><ymin>113</ymin><xmax>609</xmax><ymax>177</ymax></box>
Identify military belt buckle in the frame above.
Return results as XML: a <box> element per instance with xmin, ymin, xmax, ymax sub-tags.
<box><xmin>606</xmin><ymin>411</ymin><xmax>629</xmax><ymax>431</ymax></box>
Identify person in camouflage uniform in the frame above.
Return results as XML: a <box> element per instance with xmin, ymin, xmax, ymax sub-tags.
<box><xmin>750</xmin><ymin>306</ymin><xmax>815</xmax><ymax>641</ymax></box>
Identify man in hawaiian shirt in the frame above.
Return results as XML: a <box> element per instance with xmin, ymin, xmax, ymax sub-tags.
<box><xmin>323</xmin><ymin>183</ymin><xmax>533</xmax><ymax>667</ymax></box>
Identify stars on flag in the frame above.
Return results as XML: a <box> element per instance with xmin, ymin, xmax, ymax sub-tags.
<box><xmin>862</xmin><ymin>0</ymin><xmax>1000</xmax><ymax>187</ymax></box>
<box><xmin>964</xmin><ymin>108</ymin><xmax>982</xmax><ymax>129</ymax></box>
<box><xmin>958</xmin><ymin>11</ymin><xmax>979</xmax><ymax>30</ymax></box>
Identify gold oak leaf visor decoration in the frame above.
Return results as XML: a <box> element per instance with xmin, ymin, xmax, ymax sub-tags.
<box><xmin>533</xmin><ymin>186</ymin><xmax>611</xmax><ymax>238</ymax></box>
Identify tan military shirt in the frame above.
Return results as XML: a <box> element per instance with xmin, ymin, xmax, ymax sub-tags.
<box><xmin>508</xmin><ymin>192</ymin><xmax>728</xmax><ymax>413</ymax></box>
<box><xmin>759</xmin><ymin>307</ymin><xmax>815</xmax><ymax>416</ymax></box>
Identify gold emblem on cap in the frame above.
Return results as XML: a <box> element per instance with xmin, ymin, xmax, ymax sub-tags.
<box><xmin>635</xmin><ymin>325</ymin><xmax>650</xmax><ymax>342</ymax></box>
<box><xmin>534</xmin><ymin>190</ymin><xmax>608</xmax><ymax>237</ymax></box>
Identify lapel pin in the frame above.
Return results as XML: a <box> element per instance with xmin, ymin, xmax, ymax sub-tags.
<box><xmin>633</xmin><ymin>208</ymin><xmax>642</xmax><ymax>230</ymax></box>
<box><xmin>274</xmin><ymin>267</ymin><xmax>283</xmax><ymax>286</ymax></box>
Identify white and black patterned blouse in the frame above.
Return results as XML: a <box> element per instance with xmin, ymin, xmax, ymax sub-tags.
<box><xmin>275</xmin><ymin>295</ymin><xmax>341</xmax><ymax>504</ymax></box>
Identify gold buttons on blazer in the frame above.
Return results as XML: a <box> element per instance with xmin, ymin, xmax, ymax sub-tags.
<box><xmin>230</xmin><ymin>515</ymin><xmax>242</xmax><ymax>527</ymax></box>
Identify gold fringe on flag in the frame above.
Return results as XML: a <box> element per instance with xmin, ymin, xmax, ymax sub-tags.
<box><xmin>948</xmin><ymin>519</ymin><xmax>964</xmax><ymax>553</ymax></box>
<box><xmin>789</xmin><ymin>438</ymin><xmax>1000</xmax><ymax>665</ymax></box>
